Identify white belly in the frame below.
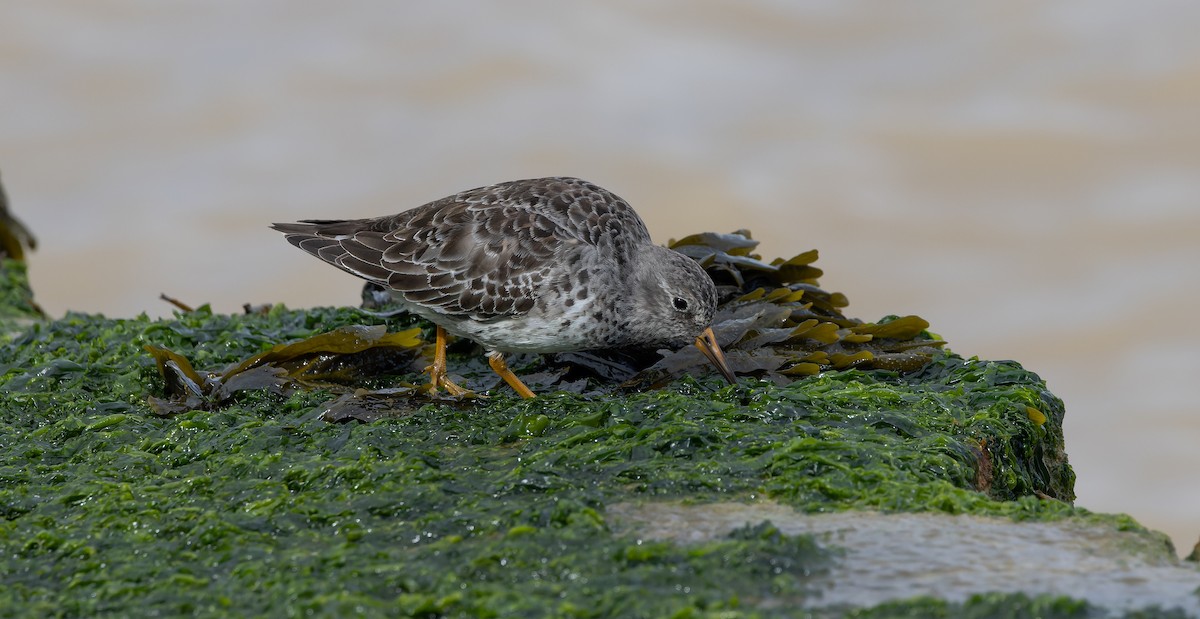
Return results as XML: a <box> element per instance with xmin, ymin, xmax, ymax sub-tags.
<box><xmin>400</xmin><ymin>294</ymin><xmax>609</xmax><ymax>353</ymax></box>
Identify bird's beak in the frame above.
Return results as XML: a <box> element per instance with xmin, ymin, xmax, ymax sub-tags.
<box><xmin>694</xmin><ymin>326</ymin><xmax>736</xmax><ymax>385</ymax></box>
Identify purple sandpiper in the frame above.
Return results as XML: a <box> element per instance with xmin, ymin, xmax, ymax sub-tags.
<box><xmin>272</xmin><ymin>176</ymin><xmax>735</xmax><ymax>398</ymax></box>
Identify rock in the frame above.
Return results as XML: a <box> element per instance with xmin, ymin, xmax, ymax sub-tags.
<box><xmin>1</xmin><ymin>256</ymin><xmax>1195</xmax><ymax>616</ymax></box>
<box><xmin>611</xmin><ymin>500</ymin><xmax>1200</xmax><ymax>616</ymax></box>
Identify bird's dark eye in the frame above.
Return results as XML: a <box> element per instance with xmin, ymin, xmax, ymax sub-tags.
<box><xmin>672</xmin><ymin>297</ymin><xmax>689</xmax><ymax>311</ymax></box>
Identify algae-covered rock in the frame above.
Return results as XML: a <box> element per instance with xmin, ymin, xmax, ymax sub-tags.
<box><xmin>0</xmin><ymin>174</ymin><xmax>44</xmax><ymax>321</ymax></box>
<box><xmin>0</xmin><ymin>238</ymin><xmax>1194</xmax><ymax>617</ymax></box>
<box><xmin>611</xmin><ymin>502</ymin><xmax>1200</xmax><ymax>616</ymax></box>
<box><xmin>0</xmin><ymin>260</ymin><xmax>42</xmax><ymax>322</ymax></box>
<box><xmin>0</xmin><ymin>174</ymin><xmax>38</xmax><ymax>262</ymax></box>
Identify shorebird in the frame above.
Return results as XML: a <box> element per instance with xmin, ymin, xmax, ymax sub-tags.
<box><xmin>272</xmin><ymin>177</ymin><xmax>734</xmax><ymax>398</ymax></box>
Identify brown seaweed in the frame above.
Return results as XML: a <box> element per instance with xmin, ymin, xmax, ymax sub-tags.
<box><xmin>144</xmin><ymin>229</ymin><xmax>945</xmax><ymax>409</ymax></box>
<box><xmin>635</xmin><ymin>230</ymin><xmax>944</xmax><ymax>387</ymax></box>
<box><xmin>145</xmin><ymin>325</ymin><xmax>423</xmax><ymax>415</ymax></box>
<box><xmin>0</xmin><ymin>172</ymin><xmax>37</xmax><ymax>262</ymax></box>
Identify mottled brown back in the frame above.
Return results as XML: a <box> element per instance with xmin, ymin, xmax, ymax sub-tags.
<box><xmin>272</xmin><ymin>177</ymin><xmax>652</xmax><ymax>321</ymax></box>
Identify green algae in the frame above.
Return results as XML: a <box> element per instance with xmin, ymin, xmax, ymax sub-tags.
<box><xmin>0</xmin><ymin>230</ymin><xmax>1134</xmax><ymax>616</ymax></box>
<box><xmin>0</xmin><ymin>260</ymin><xmax>42</xmax><ymax>321</ymax></box>
<box><xmin>1</xmin><ymin>294</ymin><xmax>1096</xmax><ymax>616</ymax></box>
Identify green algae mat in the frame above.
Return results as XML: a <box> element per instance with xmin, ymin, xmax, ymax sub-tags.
<box><xmin>0</xmin><ymin>241</ymin><xmax>1146</xmax><ymax>617</ymax></box>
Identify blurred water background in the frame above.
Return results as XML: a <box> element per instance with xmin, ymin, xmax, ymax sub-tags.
<box><xmin>2</xmin><ymin>2</ymin><xmax>1197</xmax><ymax>555</ymax></box>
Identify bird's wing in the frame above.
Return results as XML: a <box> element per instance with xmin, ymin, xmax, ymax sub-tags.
<box><xmin>272</xmin><ymin>177</ymin><xmax>651</xmax><ymax>321</ymax></box>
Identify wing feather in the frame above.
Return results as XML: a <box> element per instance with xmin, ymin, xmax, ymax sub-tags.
<box><xmin>272</xmin><ymin>177</ymin><xmax>650</xmax><ymax>321</ymax></box>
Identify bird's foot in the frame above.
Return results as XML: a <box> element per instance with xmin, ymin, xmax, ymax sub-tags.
<box><xmin>487</xmin><ymin>351</ymin><xmax>537</xmax><ymax>399</ymax></box>
<box><xmin>422</xmin><ymin>363</ymin><xmax>479</xmax><ymax>399</ymax></box>
<box><xmin>420</xmin><ymin>324</ymin><xmax>481</xmax><ymax>399</ymax></box>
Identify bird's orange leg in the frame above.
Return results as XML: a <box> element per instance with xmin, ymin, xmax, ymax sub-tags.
<box><xmin>424</xmin><ymin>325</ymin><xmax>470</xmax><ymax>397</ymax></box>
<box><xmin>487</xmin><ymin>351</ymin><xmax>537</xmax><ymax>399</ymax></box>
